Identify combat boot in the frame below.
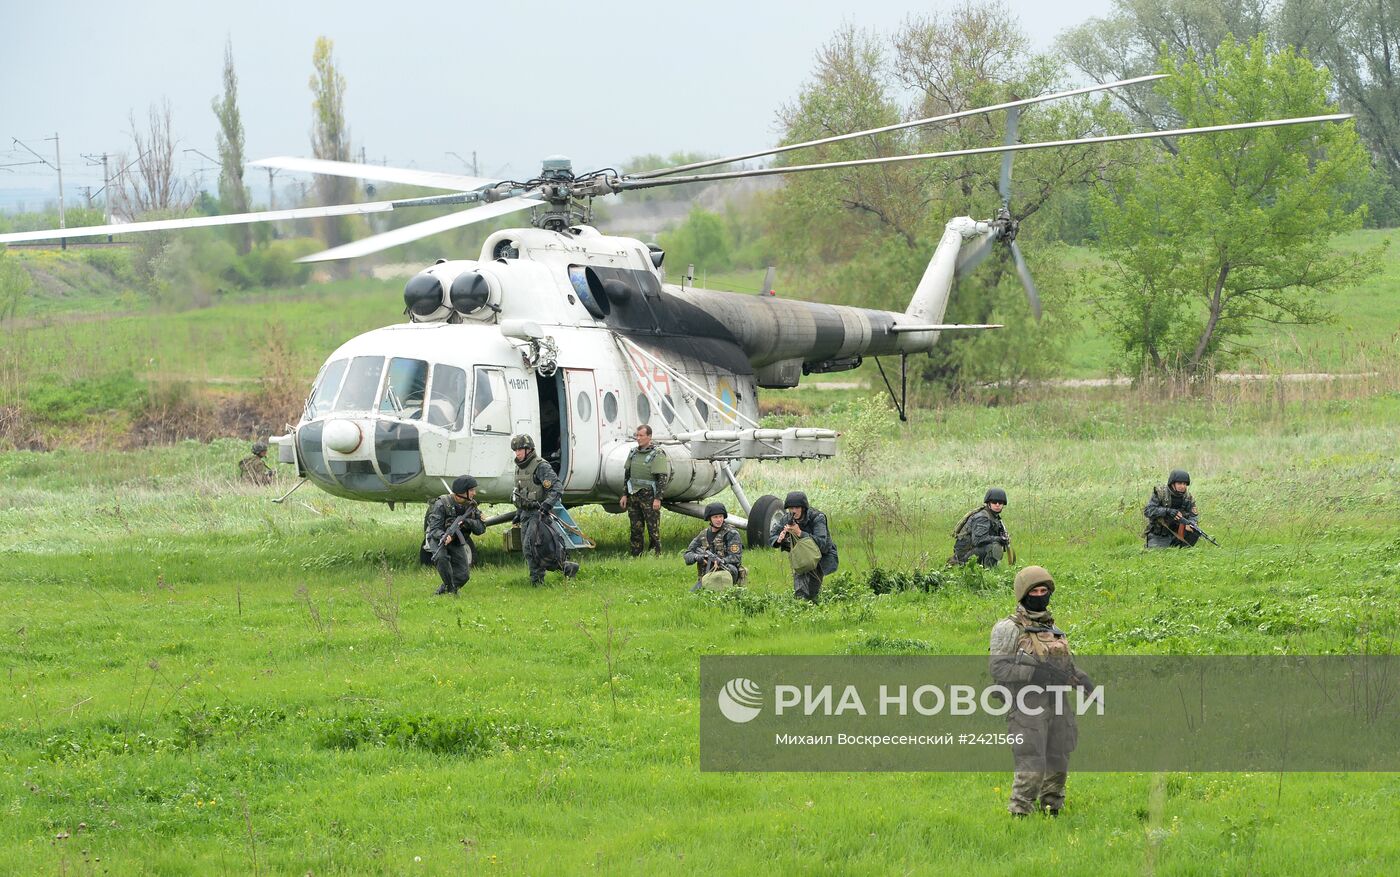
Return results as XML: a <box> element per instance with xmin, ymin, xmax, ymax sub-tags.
<box><xmin>564</xmin><ymin>561</ymin><xmax>580</xmax><ymax>579</ymax></box>
<box><xmin>434</xmin><ymin>583</ymin><xmax>452</xmax><ymax>595</ymax></box>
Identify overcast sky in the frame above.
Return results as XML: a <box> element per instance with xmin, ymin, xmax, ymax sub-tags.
<box><xmin>1</xmin><ymin>0</ymin><xmax>1115</xmax><ymax>205</ymax></box>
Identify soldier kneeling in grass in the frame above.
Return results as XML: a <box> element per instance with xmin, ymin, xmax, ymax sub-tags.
<box><xmin>684</xmin><ymin>502</ymin><xmax>744</xmax><ymax>591</ymax></box>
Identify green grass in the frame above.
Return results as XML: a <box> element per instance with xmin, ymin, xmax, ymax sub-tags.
<box><xmin>3</xmin><ymin>394</ymin><xmax>1399</xmax><ymax>874</ymax></box>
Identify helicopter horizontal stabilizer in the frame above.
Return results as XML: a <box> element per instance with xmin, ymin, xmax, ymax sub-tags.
<box><xmin>297</xmin><ymin>196</ymin><xmax>541</xmax><ymax>262</ymax></box>
<box><xmin>251</xmin><ymin>156</ymin><xmax>497</xmax><ymax>192</ymax></box>
<box><xmin>674</xmin><ymin>428</ymin><xmax>838</xmax><ymax>461</ymax></box>
<box><xmin>888</xmin><ymin>323</ymin><xmax>1004</xmax><ymax>332</ymax></box>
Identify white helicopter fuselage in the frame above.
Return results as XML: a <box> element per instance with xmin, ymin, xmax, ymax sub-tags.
<box><xmin>274</xmin><ymin>220</ymin><xmax>986</xmax><ymax>514</ymax></box>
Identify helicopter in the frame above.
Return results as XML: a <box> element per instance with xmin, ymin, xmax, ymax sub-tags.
<box><xmin>0</xmin><ymin>75</ymin><xmax>1349</xmax><ymax>549</ymax></box>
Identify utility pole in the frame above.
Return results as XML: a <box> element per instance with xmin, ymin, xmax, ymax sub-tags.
<box><xmin>266</xmin><ymin>166</ymin><xmax>279</xmax><ymax>211</ymax></box>
<box><xmin>82</xmin><ymin>152</ymin><xmax>113</xmax><ymax>225</ymax></box>
<box><xmin>359</xmin><ymin>145</ymin><xmax>367</xmax><ymax>165</ymax></box>
<box><xmin>12</xmin><ymin>134</ymin><xmax>67</xmax><ymax>247</ymax></box>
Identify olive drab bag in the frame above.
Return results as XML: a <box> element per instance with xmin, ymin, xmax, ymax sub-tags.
<box><xmin>699</xmin><ymin>570</ymin><xmax>734</xmax><ymax>591</ymax></box>
<box><xmin>789</xmin><ymin>535</ymin><xmax>822</xmax><ymax>575</ymax></box>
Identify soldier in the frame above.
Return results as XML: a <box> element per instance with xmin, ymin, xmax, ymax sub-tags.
<box><xmin>950</xmin><ymin>488</ymin><xmax>1011</xmax><ymax>567</ymax></box>
<box><xmin>684</xmin><ymin>502</ymin><xmax>744</xmax><ymax>591</ymax></box>
<box><xmin>238</xmin><ymin>441</ymin><xmax>275</xmax><ymax>486</ymax></box>
<box><xmin>511</xmin><ymin>434</ymin><xmax>579</xmax><ymax>585</ymax></box>
<box><xmin>769</xmin><ymin>491</ymin><xmax>839</xmax><ymax>602</ymax></box>
<box><xmin>989</xmin><ymin>565</ymin><xmax>1093</xmax><ymax>817</ymax></box>
<box><xmin>1143</xmin><ymin>469</ymin><xmax>1200</xmax><ymax>548</ymax></box>
<box><xmin>619</xmin><ymin>424</ymin><xmax>670</xmax><ymax>556</ymax></box>
<box><xmin>423</xmin><ymin>475</ymin><xmax>486</xmax><ymax>595</ymax></box>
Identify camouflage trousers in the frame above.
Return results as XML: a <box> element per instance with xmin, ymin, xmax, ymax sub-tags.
<box><xmin>627</xmin><ymin>490</ymin><xmax>662</xmax><ymax>556</ymax></box>
<box><xmin>1009</xmin><ymin>769</ymin><xmax>1068</xmax><ymax>815</ymax></box>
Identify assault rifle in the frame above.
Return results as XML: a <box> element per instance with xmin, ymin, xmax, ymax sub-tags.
<box><xmin>1159</xmin><ymin>515</ymin><xmax>1220</xmax><ymax>548</ymax></box>
<box><xmin>431</xmin><ymin>507</ymin><xmax>482</xmax><ymax>563</ymax></box>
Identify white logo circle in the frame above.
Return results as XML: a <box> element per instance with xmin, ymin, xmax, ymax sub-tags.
<box><xmin>718</xmin><ymin>677</ymin><xmax>763</xmax><ymax>723</ymax></box>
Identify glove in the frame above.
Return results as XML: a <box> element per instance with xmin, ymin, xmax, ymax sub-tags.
<box><xmin>997</xmin><ymin>535</ymin><xmax>1011</xmax><ymax>546</ymax></box>
<box><xmin>1074</xmin><ymin>670</ymin><xmax>1095</xmax><ymax>692</ymax></box>
<box><xmin>522</xmin><ymin>500</ymin><xmax>540</xmax><ymax>511</ymax></box>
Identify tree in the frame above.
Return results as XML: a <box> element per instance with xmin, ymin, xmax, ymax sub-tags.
<box><xmin>114</xmin><ymin>98</ymin><xmax>191</xmax><ymax>219</ymax></box>
<box><xmin>769</xmin><ymin>4</ymin><xmax>1131</xmax><ymax>395</ymax></box>
<box><xmin>1091</xmin><ymin>37</ymin><xmax>1381</xmax><ymax>377</ymax></box>
<box><xmin>1280</xmin><ymin>0</ymin><xmax>1400</xmax><ymax>223</ymax></box>
<box><xmin>1058</xmin><ymin>0</ymin><xmax>1276</xmax><ymax>138</ymax></box>
<box><xmin>212</xmin><ymin>38</ymin><xmax>251</xmax><ymax>254</ymax></box>
<box><xmin>309</xmin><ymin>36</ymin><xmax>353</xmax><ymax>271</ymax></box>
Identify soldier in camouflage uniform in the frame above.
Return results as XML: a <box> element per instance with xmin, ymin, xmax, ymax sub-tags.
<box><xmin>423</xmin><ymin>475</ymin><xmax>486</xmax><ymax>595</ymax></box>
<box><xmin>619</xmin><ymin>424</ymin><xmax>670</xmax><ymax>556</ymax></box>
<box><xmin>989</xmin><ymin>565</ymin><xmax>1094</xmax><ymax>817</ymax></box>
<box><xmin>1143</xmin><ymin>469</ymin><xmax>1199</xmax><ymax>548</ymax></box>
<box><xmin>770</xmin><ymin>491</ymin><xmax>839</xmax><ymax>602</ymax></box>
<box><xmin>950</xmin><ymin>488</ymin><xmax>1011</xmax><ymax>567</ymax></box>
<box><xmin>684</xmin><ymin>502</ymin><xmax>744</xmax><ymax>591</ymax></box>
<box><xmin>511</xmin><ymin>434</ymin><xmax>578</xmax><ymax>585</ymax></box>
<box><xmin>238</xmin><ymin>441</ymin><xmax>275</xmax><ymax>486</ymax></box>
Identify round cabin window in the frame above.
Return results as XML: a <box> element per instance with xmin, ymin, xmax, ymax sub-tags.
<box><xmin>637</xmin><ymin>394</ymin><xmax>651</xmax><ymax>423</ymax></box>
<box><xmin>576</xmin><ymin>391</ymin><xmax>592</xmax><ymax>422</ymax></box>
<box><xmin>603</xmin><ymin>391</ymin><xmax>618</xmax><ymax>422</ymax></box>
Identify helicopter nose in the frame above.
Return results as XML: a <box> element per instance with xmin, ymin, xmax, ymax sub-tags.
<box><xmin>295</xmin><ymin>419</ymin><xmax>424</xmax><ymax>491</ymax></box>
<box><xmin>324</xmin><ymin>419</ymin><xmax>362</xmax><ymax>453</ymax></box>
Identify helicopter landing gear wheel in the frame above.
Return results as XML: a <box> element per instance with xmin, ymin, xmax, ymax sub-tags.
<box><xmin>746</xmin><ymin>494</ymin><xmax>784</xmax><ymax>549</ymax></box>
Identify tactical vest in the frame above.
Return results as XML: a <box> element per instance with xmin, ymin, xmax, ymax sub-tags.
<box><xmin>1145</xmin><ymin>485</ymin><xmax>1195</xmax><ymax>536</ymax></box>
<box><xmin>625</xmin><ymin>446</ymin><xmax>663</xmax><ymax>494</ymax></box>
<box><xmin>515</xmin><ymin>455</ymin><xmax>545</xmax><ymax>506</ymax></box>
<box><xmin>1013</xmin><ymin>614</ymin><xmax>1073</xmax><ymax>660</ymax></box>
<box><xmin>702</xmin><ymin>525</ymin><xmax>740</xmax><ymax>557</ymax></box>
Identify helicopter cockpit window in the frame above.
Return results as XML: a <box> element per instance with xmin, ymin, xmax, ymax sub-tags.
<box><xmin>379</xmin><ymin>357</ymin><xmax>428</xmax><ymax>419</ymax></box>
<box><xmin>471</xmin><ymin>367</ymin><xmax>510</xmax><ymax>434</ymax></box>
<box><xmin>427</xmin><ymin>364</ymin><xmax>466</xmax><ymax>430</ymax></box>
<box><xmin>304</xmin><ymin>358</ymin><xmax>348</xmax><ymax>421</ymax></box>
<box><xmin>333</xmin><ymin>356</ymin><xmax>386</xmax><ymax>412</ymax></box>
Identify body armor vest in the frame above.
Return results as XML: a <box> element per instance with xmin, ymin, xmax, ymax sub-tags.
<box><xmin>515</xmin><ymin>455</ymin><xmax>545</xmax><ymax>506</ymax></box>
<box><xmin>625</xmin><ymin>447</ymin><xmax>661</xmax><ymax>495</ymax></box>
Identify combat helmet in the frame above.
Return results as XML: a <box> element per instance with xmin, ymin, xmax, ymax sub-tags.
<box><xmin>1013</xmin><ymin>565</ymin><xmax>1055</xmax><ymax>602</ymax></box>
<box><xmin>451</xmin><ymin>475</ymin><xmax>478</xmax><ymax>495</ymax></box>
<box><xmin>252</xmin><ymin>440</ymin><xmax>269</xmax><ymax>455</ymax></box>
<box><xmin>703</xmin><ymin>502</ymin><xmax>728</xmax><ymax>519</ymax></box>
<box><xmin>510</xmin><ymin>434</ymin><xmax>535</xmax><ymax>451</ymax></box>
<box><xmin>984</xmin><ymin>487</ymin><xmax>1008</xmax><ymax>505</ymax></box>
<box><xmin>1168</xmin><ymin>468</ymin><xmax>1191</xmax><ymax>487</ymax></box>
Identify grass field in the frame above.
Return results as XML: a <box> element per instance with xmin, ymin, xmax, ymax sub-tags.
<box><xmin>3</xmin><ymin>393</ymin><xmax>1399</xmax><ymax>874</ymax></box>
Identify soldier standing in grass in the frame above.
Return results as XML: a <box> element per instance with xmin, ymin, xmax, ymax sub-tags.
<box><xmin>238</xmin><ymin>441</ymin><xmax>275</xmax><ymax>486</ymax></box>
<box><xmin>1143</xmin><ymin>469</ymin><xmax>1200</xmax><ymax>548</ymax></box>
<box><xmin>684</xmin><ymin>502</ymin><xmax>744</xmax><ymax>591</ymax></box>
<box><xmin>423</xmin><ymin>475</ymin><xmax>485</xmax><ymax>596</ymax></box>
<box><xmin>989</xmin><ymin>565</ymin><xmax>1094</xmax><ymax>817</ymax></box>
<box><xmin>619</xmin><ymin>424</ymin><xmax>670</xmax><ymax>557</ymax></box>
<box><xmin>511</xmin><ymin>434</ymin><xmax>578</xmax><ymax>585</ymax></box>
<box><xmin>770</xmin><ymin>491</ymin><xmax>838</xmax><ymax>602</ymax></box>
<box><xmin>950</xmin><ymin>488</ymin><xmax>1011</xmax><ymax>567</ymax></box>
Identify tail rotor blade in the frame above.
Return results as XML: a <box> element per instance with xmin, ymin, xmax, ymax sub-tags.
<box><xmin>955</xmin><ymin>230</ymin><xmax>997</xmax><ymax>277</ymax></box>
<box><xmin>1009</xmin><ymin>240</ymin><xmax>1041</xmax><ymax>320</ymax></box>
<box><xmin>999</xmin><ymin>107</ymin><xmax>1019</xmax><ymax>207</ymax></box>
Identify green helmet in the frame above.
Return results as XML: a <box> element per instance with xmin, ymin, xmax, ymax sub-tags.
<box><xmin>510</xmin><ymin>434</ymin><xmax>535</xmax><ymax>451</ymax></box>
<box><xmin>252</xmin><ymin>441</ymin><xmax>269</xmax><ymax>455</ymax></box>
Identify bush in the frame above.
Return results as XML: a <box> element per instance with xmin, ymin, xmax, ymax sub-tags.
<box><xmin>23</xmin><ymin>372</ymin><xmax>147</xmax><ymax>425</ymax></box>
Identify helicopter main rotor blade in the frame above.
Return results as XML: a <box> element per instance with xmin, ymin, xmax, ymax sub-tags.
<box><xmin>297</xmin><ymin>196</ymin><xmax>541</xmax><ymax>262</ymax></box>
<box><xmin>630</xmin><ymin>74</ymin><xmax>1168</xmax><ymax>180</ymax></box>
<box><xmin>0</xmin><ymin>200</ymin><xmax>399</xmax><ymax>244</ymax></box>
<box><xmin>999</xmin><ymin>107</ymin><xmax>1020</xmax><ymax>207</ymax></box>
<box><xmin>1009</xmin><ymin>239</ymin><xmax>1041</xmax><ymax>321</ymax></box>
<box><xmin>954</xmin><ymin>230</ymin><xmax>998</xmax><ymax>277</ymax></box>
<box><xmin>251</xmin><ymin>156</ymin><xmax>498</xmax><ymax>192</ymax></box>
<box><xmin>612</xmin><ymin>114</ymin><xmax>1352</xmax><ymax>193</ymax></box>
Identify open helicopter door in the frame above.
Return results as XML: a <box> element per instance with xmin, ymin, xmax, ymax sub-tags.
<box><xmin>562</xmin><ymin>368</ymin><xmax>601</xmax><ymax>492</ymax></box>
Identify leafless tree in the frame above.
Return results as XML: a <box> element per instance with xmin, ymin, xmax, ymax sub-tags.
<box><xmin>113</xmin><ymin>98</ymin><xmax>192</xmax><ymax>219</ymax></box>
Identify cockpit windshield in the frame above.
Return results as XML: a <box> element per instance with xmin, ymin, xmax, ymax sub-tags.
<box><xmin>333</xmin><ymin>356</ymin><xmax>386</xmax><ymax>412</ymax></box>
<box><xmin>304</xmin><ymin>358</ymin><xmax>348</xmax><ymax>421</ymax></box>
<box><xmin>379</xmin><ymin>357</ymin><xmax>429</xmax><ymax>418</ymax></box>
